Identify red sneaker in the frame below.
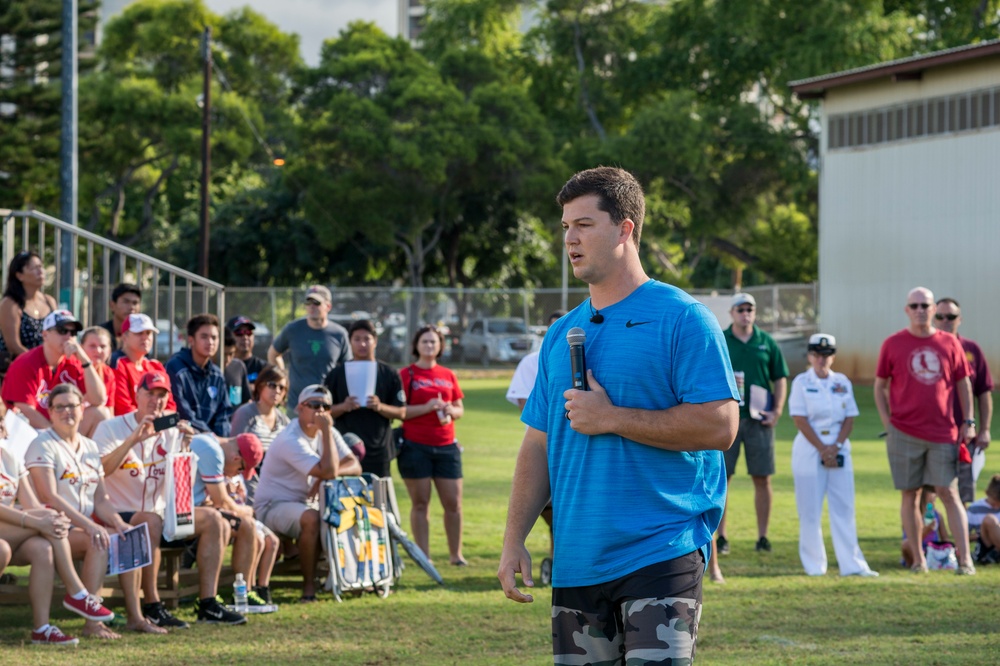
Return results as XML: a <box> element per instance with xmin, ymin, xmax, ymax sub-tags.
<box><xmin>31</xmin><ymin>625</ymin><xmax>80</xmax><ymax>646</ymax></box>
<box><xmin>63</xmin><ymin>593</ymin><xmax>115</xmax><ymax>622</ymax></box>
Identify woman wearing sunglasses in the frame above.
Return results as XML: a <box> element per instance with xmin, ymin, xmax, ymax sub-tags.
<box><xmin>398</xmin><ymin>325</ymin><xmax>467</xmax><ymax>566</ymax></box>
<box><xmin>231</xmin><ymin>365</ymin><xmax>291</xmax><ymax>497</ymax></box>
<box><xmin>1</xmin><ymin>401</ymin><xmax>115</xmax><ymax>645</ymax></box>
<box><xmin>25</xmin><ymin>383</ymin><xmax>133</xmax><ymax>640</ymax></box>
<box><xmin>0</xmin><ymin>251</ymin><xmax>57</xmax><ymax>375</ymax></box>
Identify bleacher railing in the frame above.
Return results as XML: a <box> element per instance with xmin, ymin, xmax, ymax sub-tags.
<box><xmin>1</xmin><ymin>209</ymin><xmax>225</xmax><ymax>361</ymax></box>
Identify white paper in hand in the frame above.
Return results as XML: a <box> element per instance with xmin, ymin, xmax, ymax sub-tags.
<box><xmin>345</xmin><ymin>361</ymin><xmax>377</xmax><ymax>401</ymax></box>
<box><xmin>748</xmin><ymin>384</ymin><xmax>774</xmax><ymax>421</ymax></box>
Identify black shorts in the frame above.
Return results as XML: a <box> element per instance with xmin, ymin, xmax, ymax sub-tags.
<box><xmin>118</xmin><ymin>511</ymin><xmax>193</xmax><ymax>549</ymax></box>
<box><xmin>397</xmin><ymin>441</ymin><xmax>462</xmax><ymax>480</ymax></box>
<box><xmin>551</xmin><ymin>551</ymin><xmax>705</xmax><ymax>664</ymax></box>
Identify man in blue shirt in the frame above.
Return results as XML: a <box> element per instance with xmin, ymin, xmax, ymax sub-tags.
<box><xmin>498</xmin><ymin>167</ymin><xmax>739</xmax><ymax>664</ymax></box>
<box><xmin>165</xmin><ymin>314</ymin><xmax>232</xmax><ymax>436</ymax></box>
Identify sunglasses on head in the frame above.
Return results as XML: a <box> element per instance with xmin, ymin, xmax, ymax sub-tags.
<box><xmin>302</xmin><ymin>401</ymin><xmax>331</xmax><ymax>411</ymax></box>
<box><xmin>907</xmin><ymin>303</ymin><xmax>931</xmax><ymax>310</ymax></box>
<box><xmin>935</xmin><ymin>313</ymin><xmax>958</xmax><ymax>321</ymax></box>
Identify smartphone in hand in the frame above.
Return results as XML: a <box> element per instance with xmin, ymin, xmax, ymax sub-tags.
<box><xmin>152</xmin><ymin>413</ymin><xmax>180</xmax><ymax>432</ymax></box>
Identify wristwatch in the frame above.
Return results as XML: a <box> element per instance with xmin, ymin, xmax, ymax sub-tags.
<box><xmin>963</xmin><ymin>419</ymin><xmax>976</xmax><ymax>427</ymax></box>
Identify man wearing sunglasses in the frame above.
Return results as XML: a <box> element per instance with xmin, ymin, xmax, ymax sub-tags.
<box><xmin>254</xmin><ymin>384</ymin><xmax>360</xmax><ymax>601</ymax></box>
<box><xmin>934</xmin><ymin>297</ymin><xmax>993</xmax><ymax>504</ymax></box>
<box><xmin>719</xmin><ymin>292</ymin><xmax>789</xmax><ymax>555</ymax></box>
<box><xmin>227</xmin><ymin>315</ymin><xmax>267</xmax><ymax>384</ymax></box>
<box><xmin>267</xmin><ymin>286</ymin><xmax>351</xmax><ymax>416</ymax></box>
<box><xmin>1</xmin><ymin>310</ymin><xmax>106</xmax><ymax>429</ymax></box>
<box><xmin>874</xmin><ymin>286</ymin><xmax>976</xmax><ymax>575</ymax></box>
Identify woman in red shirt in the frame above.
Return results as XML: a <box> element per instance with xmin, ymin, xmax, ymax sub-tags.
<box><xmin>398</xmin><ymin>325</ymin><xmax>466</xmax><ymax>566</ymax></box>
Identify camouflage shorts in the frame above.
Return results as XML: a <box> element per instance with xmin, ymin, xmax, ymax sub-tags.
<box><xmin>551</xmin><ymin>552</ymin><xmax>704</xmax><ymax>665</ymax></box>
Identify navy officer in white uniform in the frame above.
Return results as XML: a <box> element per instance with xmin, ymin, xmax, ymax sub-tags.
<box><xmin>788</xmin><ymin>333</ymin><xmax>878</xmax><ymax>577</ymax></box>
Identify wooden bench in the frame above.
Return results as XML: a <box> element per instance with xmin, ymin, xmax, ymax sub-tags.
<box><xmin>0</xmin><ymin>548</ymin><xmax>240</xmax><ymax>610</ymax></box>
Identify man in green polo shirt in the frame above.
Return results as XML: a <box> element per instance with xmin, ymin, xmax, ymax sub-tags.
<box><xmin>718</xmin><ymin>292</ymin><xmax>789</xmax><ymax>555</ymax></box>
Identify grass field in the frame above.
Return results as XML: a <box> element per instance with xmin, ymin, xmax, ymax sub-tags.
<box><xmin>2</xmin><ymin>376</ymin><xmax>1000</xmax><ymax>664</ymax></box>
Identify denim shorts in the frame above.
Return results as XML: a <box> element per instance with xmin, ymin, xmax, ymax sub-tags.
<box><xmin>397</xmin><ymin>440</ymin><xmax>462</xmax><ymax>480</ymax></box>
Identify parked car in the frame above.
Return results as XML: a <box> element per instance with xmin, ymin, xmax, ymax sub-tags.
<box><xmin>459</xmin><ymin>318</ymin><xmax>539</xmax><ymax>366</ymax></box>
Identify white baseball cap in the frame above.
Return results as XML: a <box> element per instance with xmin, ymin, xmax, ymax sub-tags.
<box><xmin>43</xmin><ymin>310</ymin><xmax>83</xmax><ymax>333</ymax></box>
<box><xmin>122</xmin><ymin>313</ymin><xmax>159</xmax><ymax>334</ymax></box>
<box><xmin>731</xmin><ymin>293</ymin><xmax>756</xmax><ymax>308</ymax></box>
<box><xmin>297</xmin><ymin>384</ymin><xmax>333</xmax><ymax>406</ymax></box>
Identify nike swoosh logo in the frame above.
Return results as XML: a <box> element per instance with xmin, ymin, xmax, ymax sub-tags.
<box><xmin>625</xmin><ymin>320</ymin><xmax>651</xmax><ymax>328</ymax></box>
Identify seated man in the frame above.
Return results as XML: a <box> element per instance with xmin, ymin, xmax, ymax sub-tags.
<box><xmin>165</xmin><ymin>314</ymin><xmax>232</xmax><ymax>436</ymax></box>
<box><xmin>1</xmin><ymin>310</ymin><xmax>106</xmax><ymax>429</ymax></box>
<box><xmin>254</xmin><ymin>385</ymin><xmax>361</xmax><ymax>601</ymax></box>
<box><xmin>188</xmin><ymin>432</ymin><xmax>264</xmax><ymax>607</ymax></box>
<box><xmin>94</xmin><ymin>371</ymin><xmax>245</xmax><ymax>626</ymax></box>
<box><xmin>111</xmin><ymin>313</ymin><xmax>177</xmax><ymax>416</ymax></box>
<box><xmin>968</xmin><ymin>474</ymin><xmax>1000</xmax><ymax>564</ymax></box>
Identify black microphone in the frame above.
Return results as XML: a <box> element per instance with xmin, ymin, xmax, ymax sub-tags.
<box><xmin>590</xmin><ymin>312</ymin><xmax>604</xmax><ymax>324</ymax></box>
<box><xmin>566</xmin><ymin>327</ymin><xmax>588</xmax><ymax>390</ymax></box>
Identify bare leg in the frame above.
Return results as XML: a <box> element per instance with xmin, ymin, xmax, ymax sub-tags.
<box><xmin>258</xmin><ymin>531</ymin><xmax>279</xmax><ymax>588</ymax></box>
<box><xmin>10</xmin><ymin>537</ymin><xmax>54</xmax><ymax>629</ymax></box>
<box><xmin>133</xmin><ymin>513</ymin><xmax>163</xmax><ymax>604</ymax></box>
<box><xmin>68</xmin><ymin>530</ymin><xmax>119</xmax><ymax>640</ymax></box>
<box><xmin>709</xmin><ymin>537</ymin><xmax>725</xmax><ymax>583</ymax></box>
<box><xmin>718</xmin><ymin>476</ymin><xmax>733</xmax><ymax>539</ymax></box>
<box><xmin>433</xmin><ymin>477</ymin><xmax>465</xmax><ymax>564</ymax></box>
<box><xmin>193</xmin><ymin>507</ymin><xmax>229</xmax><ymax>599</ymax></box>
<box><xmin>901</xmin><ymin>489</ymin><xmax>924</xmax><ymax>569</ymax></box>
<box><xmin>298</xmin><ymin>509</ymin><xmax>320</xmax><ymax>598</ymax></box>
<box><xmin>403</xmin><ymin>477</ymin><xmax>433</xmax><ymax>558</ymax></box>
<box><xmin>0</xmin><ymin>538</ymin><xmax>11</xmax><ymax>573</ymax></box>
<box><xmin>981</xmin><ymin>515</ymin><xmax>1000</xmax><ymax>549</ymax></box>
<box><xmin>936</xmin><ymin>485</ymin><xmax>971</xmax><ymax>566</ymax></box>
<box><xmin>118</xmin><ymin>568</ymin><xmax>166</xmax><ymax>634</ymax></box>
<box><xmin>231</xmin><ymin>516</ymin><xmax>258</xmax><ymax>582</ymax></box>
<box><xmin>752</xmin><ymin>475</ymin><xmax>772</xmax><ymax>539</ymax></box>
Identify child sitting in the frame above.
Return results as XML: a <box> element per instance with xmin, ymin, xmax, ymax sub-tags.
<box><xmin>901</xmin><ymin>488</ymin><xmax>951</xmax><ymax>568</ymax></box>
<box><xmin>226</xmin><ymin>475</ymin><xmax>280</xmax><ymax>604</ymax></box>
<box><xmin>967</xmin><ymin>474</ymin><xmax>1000</xmax><ymax>564</ymax></box>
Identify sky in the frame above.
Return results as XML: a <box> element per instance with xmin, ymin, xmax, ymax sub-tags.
<box><xmin>100</xmin><ymin>0</ymin><xmax>399</xmax><ymax>65</ymax></box>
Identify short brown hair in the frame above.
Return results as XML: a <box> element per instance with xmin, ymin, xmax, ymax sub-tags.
<box><xmin>186</xmin><ymin>313</ymin><xmax>219</xmax><ymax>338</ymax></box>
<box><xmin>411</xmin><ymin>325</ymin><xmax>445</xmax><ymax>359</ymax></box>
<box><xmin>253</xmin><ymin>364</ymin><xmax>288</xmax><ymax>402</ymax></box>
<box><xmin>987</xmin><ymin>474</ymin><xmax>1000</xmax><ymax>502</ymax></box>
<box><xmin>49</xmin><ymin>382</ymin><xmax>84</xmax><ymax>405</ymax></box>
<box><xmin>556</xmin><ymin>166</ymin><xmax>645</xmax><ymax>248</ymax></box>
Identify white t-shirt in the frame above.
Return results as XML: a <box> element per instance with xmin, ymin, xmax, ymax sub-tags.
<box><xmin>25</xmin><ymin>430</ymin><xmax>104</xmax><ymax>517</ymax></box>
<box><xmin>506</xmin><ymin>351</ymin><xmax>540</xmax><ymax>407</ymax></box>
<box><xmin>93</xmin><ymin>413</ymin><xmax>184</xmax><ymax>515</ymax></box>
<box><xmin>0</xmin><ymin>447</ymin><xmax>27</xmax><ymax>507</ymax></box>
<box><xmin>253</xmin><ymin>418</ymin><xmax>352</xmax><ymax>507</ymax></box>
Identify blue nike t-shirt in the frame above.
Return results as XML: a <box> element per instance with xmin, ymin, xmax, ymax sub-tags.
<box><xmin>522</xmin><ymin>280</ymin><xmax>739</xmax><ymax>587</ymax></box>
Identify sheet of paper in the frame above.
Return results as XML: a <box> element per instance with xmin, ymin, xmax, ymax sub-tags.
<box><xmin>3</xmin><ymin>410</ymin><xmax>37</xmax><ymax>463</ymax></box>
<box><xmin>107</xmin><ymin>523</ymin><xmax>153</xmax><ymax>576</ymax></box>
<box><xmin>345</xmin><ymin>361</ymin><xmax>377</xmax><ymax>400</ymax></box>
<box><xmin>748</xmin><ymin>384</ymin><xmax>774</xmax><ymax>421</ymax></box>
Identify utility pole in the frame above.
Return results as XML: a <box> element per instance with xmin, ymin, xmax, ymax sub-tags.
<box><xmin>198</xmin><ymin>26</ymin><xmax>212</xmax><ymax>278</ymax></box>
<box><xmin>59</xmin><ymin>0</ymin><xmax>78</xmax><ymax>309</ymax></box>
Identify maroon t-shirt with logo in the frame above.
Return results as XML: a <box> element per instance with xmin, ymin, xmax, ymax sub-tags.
<box><xmin>876</xmin><ymin>329</ymin><xmax>970</xmax><ymax>443</ymax></box>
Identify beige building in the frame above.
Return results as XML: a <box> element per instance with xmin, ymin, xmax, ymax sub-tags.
<box><xmin>790</xmin><ymin>40</ymin><xmax>1000</xmax><ymax>380</ymax></box>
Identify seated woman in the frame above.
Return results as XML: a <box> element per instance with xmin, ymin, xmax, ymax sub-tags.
<box><xmin>230</xmin><ymin>364</ymin><xmax>290</xmax><ymax>499</ymax></box>
<box><xmin>25</xmin><ymin>383</ymin><xmax>140</xmax><ymax>639</ymax></box>
<box><xmin>79</xmin><ymin>326</ymin><xmax>116</xmax><ymax>437</ymax></box>
<box><xmin>0</xmin><ymin>251</ymin><xmax>57</xmax><ymax>370</ymax></box>
<box><xmin>0</xmin><ymin>402</ymin><xmax>114</xmax><ymax>645</ymax></box>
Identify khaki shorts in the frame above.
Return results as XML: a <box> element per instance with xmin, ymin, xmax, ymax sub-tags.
<box><xmin>257</xmin><ymin>500</ymin><xmax>317</xmax><ymax>540</ymax></box>
<box><xmin>885</xmin><ymin>425</ymin><xmax>958</xmax><ymax>490</ymax></box>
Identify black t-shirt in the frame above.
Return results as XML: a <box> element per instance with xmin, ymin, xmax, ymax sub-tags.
<box><xmin>242</xmin><ymin>355</ymin><xmax>268</xmax><ymax>383</ymax></box>
<box><xmin>325</xmin><ymin>361</ymin><xmax>405</xmax><ymax>466</ymax></box>
<box><xmin>224</xmin><ymin>358</ymin><xmax>253</xmax><ymax>407</ymax></box>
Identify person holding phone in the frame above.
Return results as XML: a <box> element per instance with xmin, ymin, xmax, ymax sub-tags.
<box><xmin>788</xmin><ymin>334</ymin><xmax>877</xmax><ymax>577</ymax></box>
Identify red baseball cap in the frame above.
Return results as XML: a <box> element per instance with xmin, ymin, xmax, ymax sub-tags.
<box><xmin>137</xmin><ymin>371</ymin><xmax>171</xmax><ymax>392</ymax></box>
<box><xmin>236</xmin><ymin>433</ymin><xmax>264</xmax><ymax>479</ymax></box>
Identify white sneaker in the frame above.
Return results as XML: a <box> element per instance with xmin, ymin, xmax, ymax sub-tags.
<box><xmin>843</xmin><ymin>569</ymin><xmax>879</xmax><ymax>578</ymax></box>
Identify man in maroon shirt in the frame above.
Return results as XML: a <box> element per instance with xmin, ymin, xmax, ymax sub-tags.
<box><xmin>934</xmin><ymin>297</ymin><xmax>993</xmax><ymax>503</ymax></box>
<box><xmin>874</xmin><ymin>287</ymin><xmax>976</xmax><ymax>574</ymax></box>
<box><xmin>1</xmin><ymin>310</ymin><xmax>107</xmax><ymax>428</ymax></box>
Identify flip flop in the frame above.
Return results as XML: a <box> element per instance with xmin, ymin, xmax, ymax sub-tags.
<box><xmin>450</xmin><ymin>559</ymin><xmax>468</xmax><ymax>567</ymax></box>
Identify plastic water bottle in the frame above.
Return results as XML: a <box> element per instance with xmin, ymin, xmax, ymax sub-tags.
<box><xmin>923</xmin><ymin>502</ymin><xmax>936</xmax><ymax>527</ymax></box>
<box><xmin>234</xmin><ymin>573</ymin><xmax>248</xmax><ymax>613</ymax></box>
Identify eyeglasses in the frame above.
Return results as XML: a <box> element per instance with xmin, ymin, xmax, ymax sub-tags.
<box><xmin>735</xmin><ymin>307</ymin><xmax>754</xmax><ymax>314</ymax></box>
<box><xmin>266</xmin><ymin>382</ymin><xmax>287</xmax><ymax>393</ymax></box>
<box><xmin>907</xmin><ymin>303</ymin><xmax>931</xmax><ymax>310</ymax></box>
<box><xmin>934</xmin><ymin>314</ymin><xmax>958</xmax><ymax>321</ymax></box>
<box><xmin>302</xmin><ymin>401</ymin><xmax>331</xmax><ymax>411</ymax></box>
<box><xmin>234</xmin><ymin>329</ymin><xmax>254</xmax><ymax>337</ymax></box>
<box><xmin>51</xmin><ymin>403</ymin><xmax>82</xmax><ymax>413</ymax></box>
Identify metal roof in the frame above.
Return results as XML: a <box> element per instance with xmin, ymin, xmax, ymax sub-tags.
<box><xmin>789</xmin><ymin>38</ymin><xmax>1000</xmax><ymax>99</ymax></box>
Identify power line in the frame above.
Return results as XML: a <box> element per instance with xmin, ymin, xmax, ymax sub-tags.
<box><xmin>211</xmin><ymin>60</ymin><xmax>282</xmax><ymax>165</ymax></box>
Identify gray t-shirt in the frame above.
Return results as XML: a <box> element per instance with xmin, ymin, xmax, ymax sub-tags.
<box><xmin>272</xmin><ymin>318</ymin><xmax>351</xmax><ymax>405</ymax></box>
